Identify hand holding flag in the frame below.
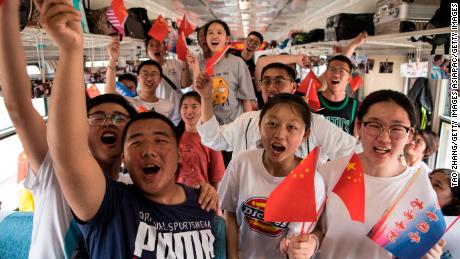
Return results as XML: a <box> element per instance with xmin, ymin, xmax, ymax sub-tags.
<box><xmin>298</xmin><ymin>71</ymin><xmax>321</xmax><ymax>112</ymax></box>
<box><xmin>148</xmin><ymin>15</ymin><xmax>169</xmax><ymax>43</ymax></box>
<box><xmin>205</xmin><ymin>45</ymin><xmax>231</xmax><ymax>76</ymax></box>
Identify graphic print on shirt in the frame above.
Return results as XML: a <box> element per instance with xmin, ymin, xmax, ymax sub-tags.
<box><xmin>178</xmin><ymin>143</ymin><xmax>200</xmax><ymax>182</ymax></box>
<box><xmin>133</xmin><ymin>211</ymin><xmax>216</xmax><ymax>258</ymax></box>
<box><xmin>242</xmin><ymin>197</ymin><xmax>288</xmax><ymax>237</ymax></box>
<box><xmin>212</xmin><ymin>77</ymin><xmax>229</xmax><ymax>106</ymax></box>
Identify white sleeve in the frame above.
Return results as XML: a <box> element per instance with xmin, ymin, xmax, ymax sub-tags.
<box><xmin>287</xmin><ymin>172</ymin><xmax>326</xmax><ymax>235</ymax></box>
<box><xmin>309</xmin><ymin>114</ymin><xmax>358</xmax><ymax>165</ymax></box>
<box><xmin>217</xmin><ymin>159</ymin><xmax>239</xmax><ymax>212</ymax></box>
<box><xmin>23</xmin><ymin>152</ymin><xmax>54</xmax><ymax>193</ymax></box>
<box><xmin>197</xmin><ymin>113</ymin><xmax>245</xmax><ymax>152</ymax></box>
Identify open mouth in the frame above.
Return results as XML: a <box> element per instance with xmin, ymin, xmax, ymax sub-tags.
<box><xmin>331</xmin><ymin>79</ymin><xmax>340</xmax><ymax>85</ymax></box>
<box><xmin>211</xmin><ymin>40</ymin><xmax>220</xmax><ymax>47</ymax></box>
<box><xmin>154</xmin><ymin>52</ymin><xmax>161</xmax><ymax>57</ymax></box>
<box><xmin>374</xmin><ymin>147</ymin><xmax>390</xmax><ymax>154</ymax></box>
<box><xmin>142</xmin><ymin>165</ymin><xmax>160</xmax><ymax>175</ymax></box>
<box><xmin>272</xmin><ymin>143</ymin><xmax>286</xmax><ymax>153</ymax></box>
<box><xmin>100</xmin><ymin>132</ymin><xmax>117</xmax><ymax>145</ymax></box>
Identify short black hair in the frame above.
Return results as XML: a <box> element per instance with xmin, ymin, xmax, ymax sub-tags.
<box><xmin>357</xmin><ymin>90</ymin><xmax>417</xmax><ymax>127</ymax></box>
<box><xmin>118</xmin><ymin>73</ymin><xmax>137</xmax><ymax>86</ymax></box>
<box><xmin>86</xmin><ymin>93</ymin><xmax>137</xmax><ymax>117</ymax></box>
<box><xmin>259</xmin><ymin>93</ymin><xmax>311</xmax><ymax>131</ymax></box>
<box><xmin>261</xmin><ymin>62</ymin><xmax>296</xmax><ymax>81</ymax></box>
<box><xmin>327</xmin><ymin>55</ymin><xmax>353</xmax><ymax>72</ymax></box>
<box><xmin>122</xmin><ymin>111</ymin><xmax>179</xmax><ymax>146</ymax></box>
<box><xmin>416</xmin><ymin>129</ymin><xmax>440</xmax><ymax>157</ymax></box>
<box><xmin>137</xmin><ymin>59</ymin><xmax>163</xmax><ymax>76</ymax></box>
<box><xmin>179</xmin><ymin>91</ymin><xmax>201</xmax><ymax>108</ymax></box>
<box><xmin>248</xmin><ymin>31</ymin><xmax>263</xmax><ymax>43</ymax></box>
<box><xmin>205</xmin><ymin>20</ymin><xmax>231</xmax><ymax>38</ymax></box>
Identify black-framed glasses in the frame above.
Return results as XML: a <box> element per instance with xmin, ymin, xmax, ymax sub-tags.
<box><xmin>362</xmin><ymin>121</ymin><xmax>411</xmax><ymax>140</ymax></box>
<box><xmin>88</xmin><ymin>113</ymin><xmax>130</xmax><ymax>126</ymax></box>
<box><xmin>259</xmin><ymin>77</ymin><xmax>293</xmax><ymax>89</ymax></box>
<box><xmin>327</xmin><ymin>66</ymin><xmax>350</xmax><ymax>76</ymax></box>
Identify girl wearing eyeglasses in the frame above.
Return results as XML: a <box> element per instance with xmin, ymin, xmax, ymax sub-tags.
<box><xmin>317</xmin><ymin>90</ymin><xmax>445</xmax><ymax>258</ymax></box>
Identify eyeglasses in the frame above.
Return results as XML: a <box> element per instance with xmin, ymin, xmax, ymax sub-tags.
<box><xmin>88</xmin><ymin>113</ymin><xmax>130</xmax><ymax>126</ymax></box>
<box><xmin>139</xmin><ymin>72</ymin><xmax>161</xmax><ymax>79</ymax></box>
<box><xmin>327</xmin><ymin>66</ymin><xmax>350</xmax><ymax>76</ymax></box>
<box><xmin>362</xmin><ymin>121</ymin><xmax>411</xmax><ymax>140</ymax></box>
<box><xmin>259</xmin><ymin>77</ymin><xmax>293</xmax><ymax>89</ymax></box>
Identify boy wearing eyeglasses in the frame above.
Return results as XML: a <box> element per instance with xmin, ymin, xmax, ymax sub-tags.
<box><xmin>316</xmin><ymin>55</ymin><xmax>359</xmax><ymax>136</ymax></box>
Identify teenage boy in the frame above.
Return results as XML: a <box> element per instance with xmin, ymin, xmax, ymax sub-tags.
<box><xmin>38</xmin><ymin>1</ymin><xmax>218</xmax><ymax>258</ymax></box>
<box><xmin>317</xmin><ymin>55</ymin><xmax>358</xmax><ymax>136</ymax></box>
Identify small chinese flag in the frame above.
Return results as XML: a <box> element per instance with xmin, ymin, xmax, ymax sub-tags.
<box><xmin>264</xmin><ymin>147</ymin><xmax>319</xmax><ymax>222</ymax></box>
<box><xmin>137</xmin><ymin>105</ymin><xmax>148</xmax><ymax>113</ymax></box>
<box><xmin>178</xmin><ymin>14</ymin><xmax>195</xmax><ymax>38</ymax></box>
<box><xmin>349</xmin><ymin>75</ymin><xmax>363</xmax><ymax>92</ymax></box>
<box><xmin>148</xmin><ymin>15</ymin><xmax>169</xmax><ymax>43</ymax></box>
<box><xmin>111</xmin><ymin>0</ymin><xmax>128</xmax><ymax>26</ymax></box>
<box><xmin>332</xmin><ymin>153</ymin><xmax>365</xmax><ymax>223</ymax></box>
<box><xmin>298</xmin><ymin>71</ymin><xmax>321</xmax><ymax>112</ymax></box>
<box><xmin>176</xmin><ymin>32</ymin><xmax>188</xmax><ymax>62</ymax></box>
<box><xmin>86</xmin><ymin>84</ymin><xmax>101</xmax><ymax>99</ymax></box>
<box><xmin>205</xmin><ymin>45</ymin><xmax>231</xmax><ymax>76</ymax></box>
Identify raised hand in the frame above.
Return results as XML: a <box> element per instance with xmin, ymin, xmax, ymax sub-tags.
<box><xmin>195</xmin><ymin>71</ymin><xmax>213</xmax><ymax>100</ymax></box>
<box><xmin>422</xmin><ymin>239</ymin><xmax>446</xmax><ymax>259</ymax></box>
<box><xmin>34</xmin><ymin>0</ymin><xmax>83</xmax><ymax>51</ymax></box>
<box><xmin>296</xmin><ymin>54</ymin><xmax>311</xmax><ymax>68</ymax></box>
<box><xmin>108</xmin><ymin>38</ymin><xmax>120</xmax><ymax>63</ymax></box>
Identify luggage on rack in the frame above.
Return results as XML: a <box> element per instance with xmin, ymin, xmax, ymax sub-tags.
<box><xmin>124</xmin><ymin>8</ymin><xmax>152</xmax><ymax>40</ymax></box>
<box><xmin>373</xmin><ymin>0</ymin><xmax>440</xmax><ymax>35</ymax></box>
<box><xmin>324</xmin><ymin>13</ymin><xmax>375</xmax><ymax>42</ymax></box>
<box><xmin>292</xmin><ymin>29</ymin><xmax>325</xmax><ymax>45</ymax></box>
<box><xmin>86</xmin><ymin>7</ymin><xmax>118</xmax><ymax>36</ymax></box>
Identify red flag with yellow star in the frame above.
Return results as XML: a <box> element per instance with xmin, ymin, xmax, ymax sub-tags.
<box><xmin>298</xmin><ymin>71</ymin><xmax>321</xmax><ymax>112</ymax></box>
<box><xmin>332</xmin><ymin>153</ymin><xmax>365</xmax><ymax>223</ymax></box>
<box><xmin>205</xmin><ymin>45</ymin><xmax>231</xmax><ymax>76</ymax></box>
<box><xmin>148</xmin><ymin>15</ymin><xmax>169</xmax><ymax>43</ymax></box>
<box><xmin>264</xmin><ymin>147</ymin><xmax>319</xmax><ymax>222</ymax></box>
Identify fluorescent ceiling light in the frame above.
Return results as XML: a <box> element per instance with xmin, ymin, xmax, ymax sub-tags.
<box><xmin>242</xmin><ymin>20</ymin><xmax>250</xmax><ymax>26</ymax></box>
<box><xmin>241</xmin><ymin>13</ymin><xmax>250</xmax><ymax>20</ymax></box>
<box><xmin>239</xmin><ymin>0</ymin><xmax>250</xmax><ymax>10</ymax></box>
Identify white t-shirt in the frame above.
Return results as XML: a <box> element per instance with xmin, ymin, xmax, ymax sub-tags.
<box><xmin>218</xmin><ymin>149</ymin><xmax>326</xmax><ymax>259</ymax></box>
<box><xmin>197</xmin><ymin>111</ymin><xmax>359</xmax><ymax>165</ymax></box>
<box><xmin>318</xmin><ymin>155</ymin><xmax>424</xmax><ymax>259</ymax></box>
<box><xmin>157</xmin><ymin>59</ymin><xmax>184</xmax><ymax>125</ymax></box>
<box><xmin>409</xmin><ymin>161</ymin><xmax>432</xmax><ymax>176</ymax></box>
<box><xmin>24</xmin><ymin>152</ymin><xmax>132</xmax><ymax>258</ymax></box>
<box><xmin>128</xmin><ymin>96</ymin><xmax>178</xmax><ymax>125</ymax></box>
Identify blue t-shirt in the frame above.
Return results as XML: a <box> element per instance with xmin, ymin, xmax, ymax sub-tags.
<box><xmin>78</xmin><ymin>180</ymin><xmax>216</xmax><ymax>259</ymax></box>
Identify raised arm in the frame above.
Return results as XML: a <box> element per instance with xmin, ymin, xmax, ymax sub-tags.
<box><xmin>104</xmin><ymin>38</ymin><xmax>120</xmax><ymax>94</ymax></box>
<box><xmin>0</xmin><ymin>0</ymin><xmax>48</xmax><ymax>173</ymax></box>
<box><xmin>40</xmin><ymin>0</ymin><xmax>105</xmax><ymax>221</ymax></box>
<box><xmin>342</xmin><ymin>31</ymin><xmax>367</xmax><ymax>58</ymax></box>
<box><xmin>255</xmin><ymin>54</ymin><xmax>310</xmax><ymax>87</ymax></box>
<box><xmin>180</xmin><ymin>58</ymin><xmax>193</xmax><ymax>88</ymax></box>
<box><xmin>195</xmin><ymin>71</ymin><xmax>215</xmax><ymax>123</ymax></box>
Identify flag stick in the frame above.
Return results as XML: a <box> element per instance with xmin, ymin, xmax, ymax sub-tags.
<box><xmin>445</xmin><ymin>214</ymin><xmax>460</xmax><ymax>233</ymax></box>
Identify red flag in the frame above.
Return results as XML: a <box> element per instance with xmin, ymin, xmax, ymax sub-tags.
<box><xmin>349</xmin><ymin>75</ymin><xmax>363</xmax><ymax>92</ymax></box>
<box><xmin>111</xmin><ymin>0</ymin><xmax>128</xmax><ymax>26</ymax></box>
<box><xmin>205</xmin><ymin>45</ymin><xmax>231</xmax><ymax>76</ymax></box>
<box><xmin>148</xmin><ymin>15</ymin><xmax>169</xmax><ymax>43</ymax></box>
<box><xmin>137</xmin><ymin>105</ymin><xmax>148</xmax><ymax>113</ymax></box>
<box><xmin>86</xmin><ymin>84</ymin><xmax>101</xmax><ymax>99</ymax></box>
<box><xmin>178</xmin><ymin>14</ymin><xmax>195</xmax><ymax>38</ymax></box>
<box><xmin>298</xmin><ymin>71</ymin><xmax>321</xmax><ymax>112</ymax></box>
<box><xmin>0</xmin><ymin>0</ymin><xmax>4</xmax><ymax>6</ymax></box>
<box><xmin>264</xmin><ymin>147</ymin><xmax>319</xmax><ymax>223</ymax></box>
<box><xmin>176</xmin><ymin>32</ymin><xmax>188</xmax><ymax>62</ymax></box>
<box><xmin>332</xmin><ymin>153</ymin><xmax>365</xmax><ymax>223</ymax></box>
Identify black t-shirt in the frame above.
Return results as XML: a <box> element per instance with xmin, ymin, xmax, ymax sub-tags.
<box><xmin>315</xmin><ymin>92</ymin><xmax>358</xmax><ymax>135</ymax></box>
<box><xmin>78</xmin><ymin>180</ymin><xmax>216</xmax><ymax>258</ymax></box>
